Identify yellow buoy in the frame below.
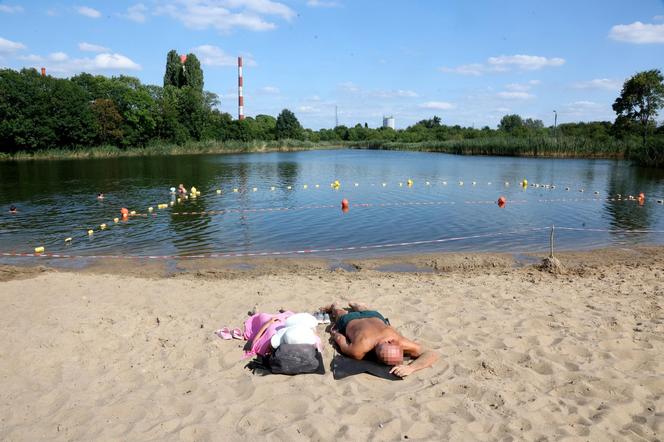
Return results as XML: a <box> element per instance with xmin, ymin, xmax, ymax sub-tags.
<box><xmin>522</xmin><ymin>179</ymin><xmax>528</xmax><ymax>187</ymax></box>
<box><xmin>287</xmin><ymin>186</ymin><xmax>292</xmax><ymax>190</ymax></box>
<box><xmin>252</xmin><ymin>187</ymin><xmax>257</xmax><ymax>192</ymax></box>
<box><xmin>130</xmin><ymin>210</ymin><xmax>136</xmax><ymax>215</ymax></box>
<box><xmin>191</xmin><ymin>186</ymin><xmax>197</xmax><ymax>194</ymax></box>
<box><xmin>113</xmin><ymin>217</ymin><xmax>119</xmax><ymax>223</ymax></box>
<box><xmin>216</xmin><ymin>189</ymin><xmax>222</xmax><ymax>194</ymax></box>
<box><xmin>169</xmin><ymin>201</ymin><xmax>174</xmax><ymax>206</ymax></box>
<box><xmin>88</xmin><ymin>229</ymin><xmax>94</xmax><ymax>235</ymax></box>
<box><xmin>64</xmin><ymin>237</ymin><xmax>72</xmax><ymax>243</ymax></box>
<box><xmin>34</xmin><ymin>246</ymin><xmax>44</xmax><ymax>253</ymax></box>
<box><xmin>303</xmin><ymin>184</ymin><xmax>308</xmax><ymax>189</ymax></box>
<box><xmin>100</xmin><ymin>223</ymin><xmax>107</xmax><ymax>230</ymax></box>
<box><xmin>407</xmin><ymin>179</ymin><xmax>413</xmax><ymax>187</ymax></box>
<box><xmin>233</xmin><ymin>188</ymin><xmax>238</xmax><ymax>192</ymax></box>
<box><xmin>148</xmin><ymin>207</ymin><xmax>154</xmax><ymax>212</ymax></box>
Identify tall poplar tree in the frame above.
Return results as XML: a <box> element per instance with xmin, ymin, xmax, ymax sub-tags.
<box><xmin>163</xmin><ymin>50</ymin><xmax>183</xmax><ymax>88</ymax></box>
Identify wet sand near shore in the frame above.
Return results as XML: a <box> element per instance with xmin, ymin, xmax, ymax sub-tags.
<box><xmin>0</xmin><ymin>247</ymin><xmax>662</xmax><ymax>441</ymax></box>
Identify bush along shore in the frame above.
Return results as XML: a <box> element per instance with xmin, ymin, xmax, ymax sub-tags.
<box><xmin>0</xmin><ymin>136</ymin><xmax>654</xmax><ymax>161</ymax></box>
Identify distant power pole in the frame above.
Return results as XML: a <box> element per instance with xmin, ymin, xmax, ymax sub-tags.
<box><xmin>553</xmin><ymin>110</ymin><xmax>558</xmax><ymax>136</ymax></box>
<box><xmin>335</xmin><ymin>105</ymin><xmax>338</xmax><ymax>128</ymax></box>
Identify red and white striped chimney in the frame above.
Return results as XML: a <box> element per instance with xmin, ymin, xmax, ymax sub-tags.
<box><xmin>238</xmin><ymin>56</ymin><xmax>245</xmax><ymax>120</ymax></box>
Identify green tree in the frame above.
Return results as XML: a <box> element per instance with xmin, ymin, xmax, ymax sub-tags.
<box><xmin>498</xmin><ymin>114</ymin><xmax>525</xmax><ymax>135</ymax></box>
<box><xmin>163</xmin><ymin>50</ymin><xmax>183</xmax><ymax>88</ymax></box>
<box><xmin>275</xmin><ymin>109</ymin><xmax>303</xmax><ymax>139</ymax></box>
<box><xmin>613</xmin><ymin>69</ymin><xmax>664</xmax><ymax>147</ymax></box>
<box><xmin>183</xmin><ymin>53</ymin><xmax>204</xmax><ymax>92</ymax></box>
<box><xmin>91</xmin><ymin>99</ymin><xmax>123</xmax><ymax>145</ymax></box>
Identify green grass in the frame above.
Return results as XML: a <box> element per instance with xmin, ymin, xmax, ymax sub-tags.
<box><xmin>0</xmin><ymin>139</ymin><xmax>343</xmax><ymax>161</ymax></box>
<box><xmin>347</xmin><ymin>136</ymin><xmax>637</xmax><ymax>159</ymax></box>
<box><xmin>0</xmin><ymin>136</ymin><xmax>644</xmax><ymax>161</ymax></box>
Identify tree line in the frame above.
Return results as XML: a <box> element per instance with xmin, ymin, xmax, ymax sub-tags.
<box><xmin>0</xmin><ymin>52</ymin><xmax>662</xmax><ymax>165</ymax></box>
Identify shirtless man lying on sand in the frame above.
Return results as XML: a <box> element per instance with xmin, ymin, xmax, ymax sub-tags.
<box><xmin>321</xmin><ymin>302</ymin><xmax>438</xmax><ymax>378</ymax></box>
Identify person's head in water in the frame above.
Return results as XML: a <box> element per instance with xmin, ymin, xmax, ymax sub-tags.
<box><xmin>375</xmin><ymin>342</ymin><xmax>403</xmax><ymax>366</ymax></box>
<box><xmin>9</xmin><ymin>205</ymin><xmax>17</xmax><ymax>213</ymax></box>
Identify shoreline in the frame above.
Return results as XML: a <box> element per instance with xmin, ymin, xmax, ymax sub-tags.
<box><xmin>2</xmin><ymin>244</ymin><xmax>663</xmax><ymax>280</ymax></box>
<box><xmin>1</xmin><ymin>244</ymin><xmax>662</xmax><ymax>440</ymax></box>
<box><xmin>0</xmin><ymin>139</ymin><xmax>635</xmax><ymax>162</ymax></box>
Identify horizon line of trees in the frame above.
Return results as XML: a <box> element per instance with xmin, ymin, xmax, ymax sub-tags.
<box><xmin>0</xmin><ymin>55</ymin><xmax>662</xmax><ymax>165</ymax></box>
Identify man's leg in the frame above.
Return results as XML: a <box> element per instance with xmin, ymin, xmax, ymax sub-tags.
<box><xmin>320</xmin><ymin>303</ymin><xmax>348</xmax><ymax>323</ymax></box>
<box><xmin>348</xmin><ymin>302</ymin><xmax>370</xmax><ymax>312</ymax></box>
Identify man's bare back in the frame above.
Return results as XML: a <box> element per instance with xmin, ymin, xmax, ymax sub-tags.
<box><xmin>321</xmin><ymin>302</ymin><xmax>438</xmax><ymax>378</ymax></box>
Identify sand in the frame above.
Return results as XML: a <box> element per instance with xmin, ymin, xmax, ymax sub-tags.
<box><xmin>0</xmin><ymin>248</ymin><xmax>662</xmax><ymax>441</ymax></box>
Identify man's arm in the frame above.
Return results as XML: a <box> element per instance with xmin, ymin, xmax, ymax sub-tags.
<box><xmin>390</xmin><ymin>338</ymin><xmax>439</xmax><ymax>378</ymax></box>
<box><xmin>331</xmin><ymin>329</ymin><xmax>371</xmax><ymax>360</ymax></box>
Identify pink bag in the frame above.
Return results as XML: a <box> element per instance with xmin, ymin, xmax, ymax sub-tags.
<box><xmin>242</xmin><ymin>311</ymin><xmax>294</xmax><ymax>359</ymax></box>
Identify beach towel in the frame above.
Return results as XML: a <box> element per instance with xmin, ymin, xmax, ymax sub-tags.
<box><xmin>331</xmin><ymin>353</ymin><xmax>402</xmax><ymax>381</ymax></box>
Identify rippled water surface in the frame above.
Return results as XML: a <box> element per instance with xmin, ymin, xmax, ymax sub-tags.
<box><xmin>1</xmin><ymin>149</ymin><xmax>663</xmax><ymax>260</ymax></box>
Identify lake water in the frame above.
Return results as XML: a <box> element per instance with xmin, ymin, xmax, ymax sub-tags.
<box><xmin>1</xmin><ymin>149</ymin><xmax>663</xmax><ymax>261</ymax></box>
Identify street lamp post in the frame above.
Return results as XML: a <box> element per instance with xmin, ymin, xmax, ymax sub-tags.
<box><xmin>553</xmin><ymin>110</ymin><xmax>558</xmax><ymax>138</ymax></box>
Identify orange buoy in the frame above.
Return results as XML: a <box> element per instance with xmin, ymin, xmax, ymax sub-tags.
<box><xmin>341</xmin><ymin>199</ymin><xmax>349</xmax><ymax>210</ymax></box>
<box><xmin>120</xmin><ymin>207</ymin><xmax>129</xmax><ymax>218</ymax></box>
<box><xmin>497</xmin><ymin>196</ymin><xmax>506</xmax><ymax>208</ymax></box>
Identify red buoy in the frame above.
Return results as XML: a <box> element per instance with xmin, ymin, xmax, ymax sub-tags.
<box><xmin>638</xmin><ymin>192</ymin><xmax>645</xmax><ymax>205</ymax></box>
<box><xmin>341</xmin><ymin>199</ymin><xmax>349</xmax><ymax>210</ymax></box>
<box><xmin>120</xmin><ymin>207</ymin><xmax>129</xmax><ymax>218</ymax></box>
<box><xmin>497</xmin><ymin>196</ymin><xmax>506</xmax><ymax>208</ymax></box>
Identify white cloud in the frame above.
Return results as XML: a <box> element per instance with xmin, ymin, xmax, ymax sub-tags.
<box><xmin>307</xmin><ymin>0</ymin><xmax>340</xmax><ymax>7</ymax></box>
<box><xmin>488</xmin><ymin>54</ymin><xmax>565</xmax><ymax>71</ymax></box>
<box><xmin>157</xmin><ymin>0</ymin><xmax>295</xmax><ymax>32</ymax></box>
<box><xmin>49</xmin><ymin>51</ymin><xmax>69</xmax><ymax>62</ymax></box>
<box><xmin>76</xmin><ymin>6</ymin><xmax>101</xmax><ymax>18</ymax></box>
<box><xmin>0</xmin><ymin>36</ymin><xmax>25</xmax><ymax>54</ymax></box>
<box><xmin>78</xmin><ymin>42</ymin><xmax>110</xmax><ymax>53</ymax></box>
<box><xmin>193</xmin><ymin>44</ymin><xmax>236</xmax><ymax>66</ymax></box>
<box><xmin>497</xmin><ymin>91</ymin><xmax>535</xmax><ymax>100</ymax></box>
<box><xmin>339</xmin><ymin>81</ymin><xmax>360</xmax><ymax>93</ymax></box>
<box><xmin>298</xmin><ymin>105</ymin><xmax>319</xmax><ymax>113</ymax></box>
<box><xmin>125</xmin><ymin>3</ymin><xmax>147</xmax><ymax>23</ymax></box>
<box><xmin>0</xmin><ymin>4</ymin><xmax>23</xmax><ymax>13</ymax></box>
<box><xmin>573</xmin><ymin>78</ymin><xmax>622</xmax><ymax>91</ymax></box>
<box><xmin>609</xmin><ymin>21</ymin><xmax>664</xmax><ymax>44</ymax></box>
<box><xmin>21</xmin><ymin>51</ymin><xmax>141</xmax><ymax>74</ymax></box>
<box><xmin>371</xmin><ymin>89</ymin><xmax>419</xmax><ymax>98</ymax></box>
<box><xmin>260</xmin><ymin>86</ymin><xmax>280</xmax><ymax>94</ymax></box>
<box><xmin>192</xmin><ymin>44</ymin><xmax>256</xmax><ymax>67</ymax></box>
<box><xmin>441</xmin><ymin>55</ymin><xmax>564</xmax><ymax>75</ymax></box>
<box><xmin>505</xmin><ymin>83</ymin><xmax>531</xmax><ymax>92</ymax></box>
<box><xmin>439</xmin><ymin>63</ymin><xmax>484</xmax><ymax>76</ymax></box>
<box><xmin>419</xmin><ymin>101</ymin><xmax>455</xmax><ymax>110</ymax></box>
<box><xmin>18</xmin><ymin>54</ymin><xmax>44</xmax><ymax>62</ymax></box>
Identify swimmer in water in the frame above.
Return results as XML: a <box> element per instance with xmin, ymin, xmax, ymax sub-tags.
<box><xmin>178</xmin><ymin>184</ymin><xmax>187</xmax><ymax>194</ymax></box>
<box><xmin>9</xmin><ymin>205</ymin><xmax>17</xmax><ymax>213</ymax></box>
<box><xmin>97</xmin><ymin>193</ymin><xmax>104</xmax><ymax>200</ymax></box>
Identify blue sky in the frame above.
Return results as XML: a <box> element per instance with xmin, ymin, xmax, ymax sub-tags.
<box><xmin>1</xmin><ymin>0</ymin><xmax>663</xmax><ymax>129</ymax></box>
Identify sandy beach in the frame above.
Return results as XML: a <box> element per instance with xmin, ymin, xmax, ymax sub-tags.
<box><xmin>0</xmin><ymin>247</ymin><xmax>662</xmax><ymax>441</ymax></box>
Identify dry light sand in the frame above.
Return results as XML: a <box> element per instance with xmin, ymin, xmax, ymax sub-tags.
<box><xmin>0</xmin><ymin>248</ymin><xmax>662</xmax><ymax>441</ymax></box>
